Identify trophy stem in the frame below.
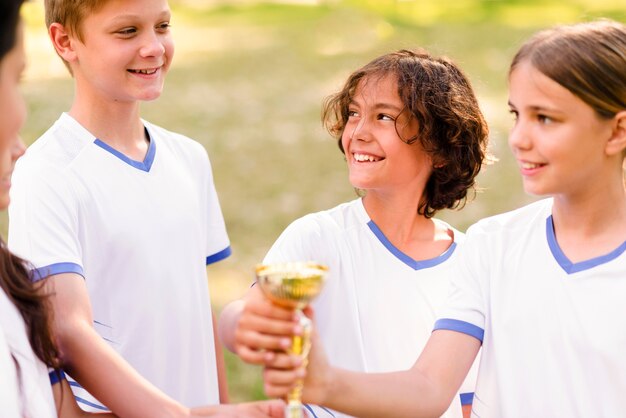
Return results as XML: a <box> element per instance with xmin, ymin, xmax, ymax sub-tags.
<box><xmin>284</xmin><ymin>310</ymin><xmax>312</xmax><ymax>418</ymax></box>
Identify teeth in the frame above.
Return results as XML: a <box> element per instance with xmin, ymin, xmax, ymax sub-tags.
<box><xmin>521</xmin><ymin>162</ymin><xmax>542</xmax><ymax>169</ymax></box>
<box><xmin>354</xmin><ymin>153</ymin><xmax>379</xmax><ymax>162</ymax></box>
<box><xmin>131</xmin><ymin>68</ymin><xmax>157</xmax><ymax>75</ymax></box>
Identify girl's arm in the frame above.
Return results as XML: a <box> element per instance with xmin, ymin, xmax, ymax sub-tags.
<box><xmin>265</xmin><ymin>328</ymin><xmax>480</xmax><ymax>418</ymax></box>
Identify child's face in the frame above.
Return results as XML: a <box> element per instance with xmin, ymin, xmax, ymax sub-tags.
<box><xmin>508</xmin><ymin>61</ymin><xmax>615</xmax><ymax>198</ymax></box>
<box><xmin>0</xmin><ymin>21</ymin><xmax>27</xmax><ymax>210</ymax></box>
<box><xmin>341</xmin><ymin>74</ymin><xmax>432</xmax><ymax>194</ymax></box>
<box><xmin>70</xmin><ymin>0</ymin><xmax>174</xmax><ymax>103</ymax></box>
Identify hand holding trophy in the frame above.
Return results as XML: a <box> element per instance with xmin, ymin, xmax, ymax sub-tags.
<box><xmin>255</xmin><ymin>261</ymin><xmax>328</xmax><ymax>418</ymax></box>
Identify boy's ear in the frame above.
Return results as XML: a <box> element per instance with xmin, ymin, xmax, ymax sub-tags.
<box><xmin>606</xmin><ymin>110</ymin><xmax>626</xmax><ymax>157</ymax></box>
<box><xmin>48</xmin><ymin>22</ymin><xmax>78</xmax><ymax>63</ymax></box>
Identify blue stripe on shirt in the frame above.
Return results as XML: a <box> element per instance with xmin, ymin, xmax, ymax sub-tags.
<box><xmin>460</xmin><ymin>392</ymin><xmax>474</xmax><ymax>405</ymax></box>
<box><xmin>433</xmin><ymin>318</ymin><xmax>484</xmax><ymax>343</ymax></box>
<box><xmin>206</xmin><ymin>246</ymin><xmax>232</xmax><ymax>265</ymax></box>
<box><xmin>31</xmin><ymin>262</ymin><xmax>84</xmax><ymax>282</ymax></box>
<box><xmin>48</xmin><ymin>370</ymin><xmax>65</xmax><ymax>386</ymax></box>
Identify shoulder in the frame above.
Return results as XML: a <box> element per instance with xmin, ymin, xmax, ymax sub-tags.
<box><xmin>287</xmin><ymin>199</ymin><xmax>365</xmax><ymax>236</ymax></box>
<box><xmin>467</xmin><ymin>198</ymin><xmax>552</xmax><ymax>238</ymax></box>
<box><xmin>433</xmin><ymin>218</ymin><xmax>466</xmax><ymax>244</ymax></box>
<box><xmin>22</xmin><ymin>113</ymin><xmax>95</xmax><ymax>170</ymax></box>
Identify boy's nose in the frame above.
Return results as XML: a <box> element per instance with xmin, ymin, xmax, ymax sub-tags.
<box><xmin>140</xmin><ymin>32</ymin><xmax>166</xmax><ymax>57</ymax></box>
<box><xmin>350</xmin><ymin>117</ymin><xmax>371</xmax><ymax>141</ymax></box>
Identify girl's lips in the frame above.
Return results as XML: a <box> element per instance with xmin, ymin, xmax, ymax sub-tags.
<box><xmin>518</xmin><ymin>160</ymin><xmax>546</xmax><ymax>175</ymax></box>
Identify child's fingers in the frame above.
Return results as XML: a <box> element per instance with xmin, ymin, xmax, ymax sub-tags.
<box><xmin>263</xmin><ymin>352</ymin><xmax>303</xmax><ymax>369</ymax></box>
<box><xmin>263</xmin><ymin>366</ymin><xmax>306</xmax><ymax>398</ymax></box>
<box><xmin>235</xmin><ymin>328</ymin><xmax>292</xmax><ymax>353</ymax></box>
<box><xmin>238</xmin><ymin>311</ymin><xmax>300</xmax><ymax>337</ymax></box>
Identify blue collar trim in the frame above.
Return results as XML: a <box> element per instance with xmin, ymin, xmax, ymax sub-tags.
<box><xmin>93</xmin><ymin>127</ymin><xmax>156</xmax><ymax>172</ymax></box>
<box><xmin>367</xmin><ymin>220</ymin><xmax>456</xmax><ymax>270</ymax></box>
<box><xmin>546</xmin><ymin>215</ymin><xmax>626</xmax><ymax>274</ymax></box>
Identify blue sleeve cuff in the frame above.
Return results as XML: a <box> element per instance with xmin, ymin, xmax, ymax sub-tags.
<box><xmin>31</xmin><ymin>263</ymin><xmax>84</xmax><ymax>282</ymax></box>
<box><xmin>433</xmin><ymin>318</ymin><xmax>484</xmax><ymax>343</ymax></box>
<box><xmin>206</xmin><ymin>246</ymin><xmax>232</xmax><ymax>265</ymax></box>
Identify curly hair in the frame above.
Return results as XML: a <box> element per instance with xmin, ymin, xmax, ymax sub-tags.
<box><xmin>322</xmin><ymin>49</ymin><xmax>489</xmax><ymax>218</ymax></box>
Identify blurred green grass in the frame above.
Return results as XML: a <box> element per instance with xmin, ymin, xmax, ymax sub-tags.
<box><xmin>13</xmin><ymin>0</ymin><xmax>625</xmax><ymax>403</ymax></box>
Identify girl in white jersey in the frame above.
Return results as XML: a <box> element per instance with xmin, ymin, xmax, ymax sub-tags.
<box><xmin>0</xmin><ymin>1</ymin><xmax>113</xmax><ymax>416</ymax></box>
<box><xmin>260</xmin><ymin>19</ymin><xmax>626</xmax><ymax>418</ymax></box>
<box><xmin>219</xmin><ymin>49</ymin><xmax>490</xmax><ymax>418</ymax></box>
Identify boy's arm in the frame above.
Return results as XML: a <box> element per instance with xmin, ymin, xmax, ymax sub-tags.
<box><xmin>264</xmin><ymin>328</ymin><xmax>480</xmax><ymax>418</ymax></box>
<box><xmin>218</xmin><ymin>285</ymin><xmax>298</xmax><ymax>363</ymax></box>
<box><xmin>211</xmin><ymin>312</ymin><xmax>229</xmax><ymax>403</ymax></box>
<box><xmin>45</xmin><ymin>273</ymin><xmax>190</xmax><ymax>418</ymax></box>
<box><xmin>52</xmin><ymin>376</ymin><xmax>285</xmax><ymax>418</ymax></box>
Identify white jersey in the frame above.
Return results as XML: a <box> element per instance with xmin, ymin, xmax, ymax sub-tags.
<box><xmin>0</xmin><ymin>288</ymin><xmax>57</xmax><ymax>418</ymax></box>
<box><xmin>8</xmin><ymin>113</ymin><xmax>230</xmax><ymax>410</ymax></box>
<box><xmin>436</xmin><ymin>198</ymin><xmax>626</xmax><ymax>418</ymax></box>
<box><xmin>264</xmin><ymin>198</ymin><xmax>476</xmax><ymax>418</ymax></box>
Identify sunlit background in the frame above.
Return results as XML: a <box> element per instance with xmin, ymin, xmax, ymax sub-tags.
<box><xmin>13</xmin><ymin>0</ymin><xmax>625</xmax><ymax>402</ymax></box>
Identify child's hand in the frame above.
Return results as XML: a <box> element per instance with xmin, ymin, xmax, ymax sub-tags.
<box><xmin>262</xmin><ymin>308</ymin><xmax>331</xmax><ymax>407</ymax></box>
<box><xmin>234</xmin><ymin>285</ymin><xmax>300</xmax><ymax>365</ymax></box>
<box><xmin>190</xmin><ymin>399</ymin><xmax>286</xmax><ymax>417</ymax></box>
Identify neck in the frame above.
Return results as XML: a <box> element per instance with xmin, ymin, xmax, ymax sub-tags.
<box><xmin>552</xmin><ymin>169</ymin><xmax>626</xmax><ymax>235</ymax></box>
<box><xmin>550</xmin><ymin>171</ymin><xmax>626</xmax><ymax>262</ymax></box>
<box><xmin>362</xmin><ymin>191</ymin><xmax>453</xmax><ymax>260</ymax></box>
<box><xmin>69</xmin><ymin>85</ymin><xmax>148</xmax><ymax>160</ymax></box>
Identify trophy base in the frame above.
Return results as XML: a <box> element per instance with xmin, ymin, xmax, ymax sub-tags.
<box><xmin>285</xmin><ymin>403</ymin><xmax>306</xmax><ymax>418</ymax></box>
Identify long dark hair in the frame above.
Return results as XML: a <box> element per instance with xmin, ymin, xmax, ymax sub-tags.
<box><xmin>0</xmin><ymin>0</ymin><xmax>61</xmax><ymax>369</ymax></box>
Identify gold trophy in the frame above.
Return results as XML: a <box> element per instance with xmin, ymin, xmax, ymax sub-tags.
<box><xmin>255</xmin><ymin>261</ymin><xmax>328</xmax><ymax>418</ymax></box>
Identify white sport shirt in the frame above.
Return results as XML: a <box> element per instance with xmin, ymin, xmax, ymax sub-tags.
<box><xmin>264</xmin><ymin>198</ymin><xmax>476</xmax><ymax>418</ymax></box>
<box><xmin>436</xmin><ymin>198</ymin><xmax>626</xmax><ymax>417</ymax></box>
<box><xmin>0</xmin><ymin>288</ymin><xmax>57</xmax><ymax>418</ymax></box>
<box><xmin>8</xmin><ymin>113</ymin><xmax>231</xmax><ymax>411</ymax></box>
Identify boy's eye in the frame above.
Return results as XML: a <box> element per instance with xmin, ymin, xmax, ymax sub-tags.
<box><xmin>378</xmin><ymin>113</ymin><xmax>394</xmax><ymax>121</ymax></box>
<box><xmin>509</xmin><ymin>110</ymin><xmax>518</xmax><ymax>121</ymax></box>
<box><xmin>118</xmin><ymin>27</ymin><xmax>137</xmax><ymax>35</ymax></box>
<box><xmin>157</xmin><ymin>22</ymin><xmax>171</xmax><ymax>31</ymax></box>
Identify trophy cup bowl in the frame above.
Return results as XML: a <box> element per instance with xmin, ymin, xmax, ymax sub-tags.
<box><xmin>255</xmin><ymin>261</ymin><xmax>328</xmax><ymax>418</ymax></box>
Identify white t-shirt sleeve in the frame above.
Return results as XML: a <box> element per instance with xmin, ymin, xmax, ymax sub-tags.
<box><xmin>8</xmin><ymin>165</ymin><xmax>84</xmax><ymax>279</ymax></box>
<box><xmin>199</xmin><ymin>150</ymin><xmax>230</xmax><ymax>265</ymax></box>
<box><xmin>263</xmin><ymin>214</ymin><xmax>331</xmax><ymax>265</ymax></box>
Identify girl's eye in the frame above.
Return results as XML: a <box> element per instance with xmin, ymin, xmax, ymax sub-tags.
<box><xmin>537</xmin><ymin>114</ymin><xmax>553</xmax><ymax>124</ymax></box>
<box><xmin>347</xmin><ymin>110</ymin><xmax>359</xmax><ymax>118</ymax></box>
<box><xmin>509</xmin><ymin>110</ymin><xmax>519</xmax><ymax>122</ymax></box>
<box><xmin>378</xmin><ymin>114</ymin><xmax>394</xmax><ymax>121</ymax></box>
